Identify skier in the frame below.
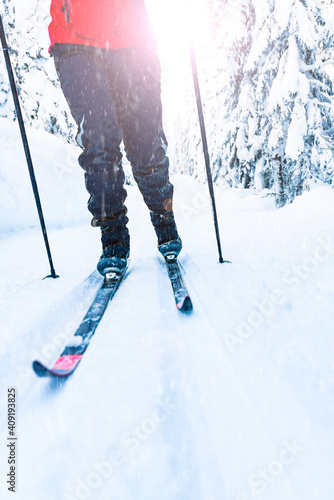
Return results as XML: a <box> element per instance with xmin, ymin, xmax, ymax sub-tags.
<box><xmin>48</xmin><ymin>0</ymin><xmax>182</xmax><ymax>275</ymax></box>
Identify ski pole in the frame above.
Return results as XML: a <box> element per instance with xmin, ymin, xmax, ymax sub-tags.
<box><xmin>189</xmin><ymin>41</ymin><xmax>224</xmax><ymax>264</ymax></box>
<box><xmin>0</xmin><ymin>15</ymin><xmax>58</xmax><ymax>279</ymax></box>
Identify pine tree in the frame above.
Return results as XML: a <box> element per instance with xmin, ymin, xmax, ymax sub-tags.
<box><xmin>0</xmin><ymin>0</ymin><xmax>75</xmax><ymax>140</ymax></box>
<box><xmin>164</xmin><ymin>0</ymin><xmax>256</xmax><ymax>183</ymax></box>
<box><xmin>0</xmin><ymin>0</ymin><xmax>15</xmax><ymax>119</ymax></box>
<box><xmin>170</xmin><ymin>0</ymin><xmax>334</xmax><ymax>205</ymax></box>
<box><xmin>217</xmin><ymin>0</ymin><xmax>334</xmax><ymax>205</ymax></box>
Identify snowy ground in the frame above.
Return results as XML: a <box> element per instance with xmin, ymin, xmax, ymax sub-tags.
<box><xmin>1</xmin><ymin>118</ymin><xmax>334</xmax><ymax>500</ymax></box>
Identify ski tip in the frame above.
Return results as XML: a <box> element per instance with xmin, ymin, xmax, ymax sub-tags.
<box><xmin>32</xmin><ymin>354</ymin><xmax>82</xmax><ymax>378</ymax></box>
<box><xmin>32</xmin><ymin>360</ymin><xmax>52</xmax><ymax>377</ymax></box>
<box><xmin>32</xmin><ymin>360</ymin><xmax>74</xmax><ymax>378</ymax></box>
<box><xmin>178</xmin><ymin>295</ymin><xmax>193</xmax><ymax>313</ymax></box>
<box><xmin>32</xmin><ymin>360</ymin><xmax>71</xmax><ymax>378</ymax></box>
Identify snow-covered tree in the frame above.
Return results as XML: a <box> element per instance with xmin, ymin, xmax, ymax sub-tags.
<box><xmin>238</xmin><ymin>0</ymin><xmax>334</xmax><ymax>206</ymax></box>
<box><xmin>0</xmin><ymin>0</ymin><xmax>75</xmax><ymax>139</ymax></box>
<box><xmin>216</xmin><ymin>0</ymin><xmax>334</xmax><ymax>205</ymax></box>
<box><xmin>0</xmin><ymin>0</ymin><xmax>15</xmax><ymax>119</ymax></box>
<box><xmin>170</xmin><ymin>0</ymin><xmax>334</xmax><ymax>205</ymax></box>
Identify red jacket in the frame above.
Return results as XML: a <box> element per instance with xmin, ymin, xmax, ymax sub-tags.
<box><xmin>49</xmin><ymin>0</ymin><xmax>156</xmax><ymax>50</ymax></box>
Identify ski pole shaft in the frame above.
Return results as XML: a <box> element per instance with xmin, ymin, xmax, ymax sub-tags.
<box><xmin>0</xmin><ymin>15</ymin><xmax>58</xmax><ymax>278</ymax></box>
<box><xmin>189</xmin><ymin>42</ymin><xmax>224</xmax><ymax>263</ymax></box>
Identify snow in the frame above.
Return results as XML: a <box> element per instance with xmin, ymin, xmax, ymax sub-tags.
<box><xmin>0</xmin><ymin>118</ymin><xmax>88</xmax><ymax>232</ymax></box>
<box><xmin>285</xmin><ymin>102</ymin><xmax>308</xmax><ymax>160</ymax></box>
<box><xmin>1</xmin><ymin>120</ymin><xmax>334</xmax><ymax>499</ymax></box>
<box><xmin>273</xmin><ymin>0</ymin><xmax>293</xmax><ymax>32</ymax></box>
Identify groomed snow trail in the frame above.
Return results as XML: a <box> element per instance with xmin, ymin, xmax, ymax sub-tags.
<box><xmin>1</xmin><ymin>122</ymin><xmax>334</xmax><ymax>499</ymax></box>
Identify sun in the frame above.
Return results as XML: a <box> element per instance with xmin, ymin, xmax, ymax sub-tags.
<box><xmin>145</xmin><ymin>0</ymin><xmax>210</xmax><ymax>74</ymax></box>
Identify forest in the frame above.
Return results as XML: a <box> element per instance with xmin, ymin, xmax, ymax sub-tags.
<box><xmin>1</xmin><ymin>0</ymin><xmax>334</xmax><ymax>207</ymax></box>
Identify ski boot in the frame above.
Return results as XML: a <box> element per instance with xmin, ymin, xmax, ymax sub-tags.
<box><xmin>97</xmin><ymin>224</ymin><xmax>130</xmax><ymax>276</ymax></box>
<box><xmin>150</xmin><ymin>210</ymin><xmax>182</xmax><ymax>259</ymax></box>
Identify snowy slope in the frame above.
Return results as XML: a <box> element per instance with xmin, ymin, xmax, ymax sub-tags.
<box><xmin>1</xmin><ymin>121</ymin><xmax>334</xmax><ymax>500</ymax></box>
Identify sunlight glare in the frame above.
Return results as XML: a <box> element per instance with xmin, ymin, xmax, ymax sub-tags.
<box><xmin>146</xmin><ymin>0</ymin><xmax>210</xmax><ymax>72</ymax></box>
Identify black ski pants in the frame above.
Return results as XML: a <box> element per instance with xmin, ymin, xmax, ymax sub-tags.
<box><xmin>52</xmin><ymin>43</ymin><xmax>174</xmax><ymax>226</ymax></box>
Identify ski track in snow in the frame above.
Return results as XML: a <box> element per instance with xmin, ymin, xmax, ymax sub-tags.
<box><xmin>1</xmin><ymin>122</ymin><xmax>334</xmax><ymax>499</ymax></box>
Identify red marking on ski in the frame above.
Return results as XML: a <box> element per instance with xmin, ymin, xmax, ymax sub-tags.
<box><xmin>33</xmin><ymin>355</ymin><xmax>83</xmax><ymax>378</ymax></box>
<box><xmin>53</xmin><ymin>354</ymin><xmax>82</xmax><ymax>371</ymax></box>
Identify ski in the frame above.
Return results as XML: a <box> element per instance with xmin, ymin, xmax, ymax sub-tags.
<box><xmin>33</xmin><ymin>267</ymin><xmax>128</xmax><ymax>378</ymax></box>
<box><xmin>164</xmin><ymin>256</ymin><xmax>193</xmax><ymax>312</ymax></box>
